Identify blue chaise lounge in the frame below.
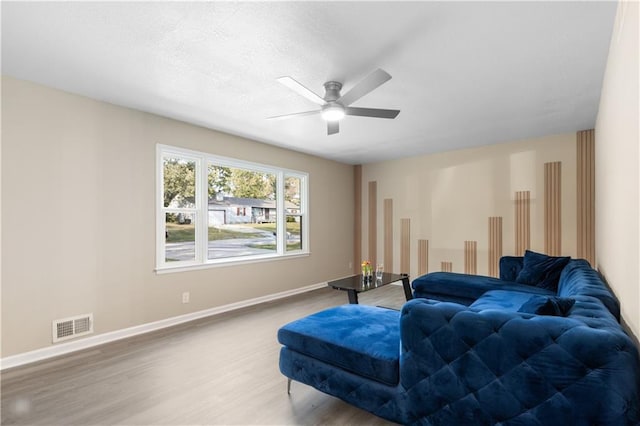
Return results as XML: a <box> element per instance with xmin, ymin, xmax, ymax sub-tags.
<box><xmin>277</xmin><ymin>252</ymin><xmax>640</xmax><ymax>425</ymax></box>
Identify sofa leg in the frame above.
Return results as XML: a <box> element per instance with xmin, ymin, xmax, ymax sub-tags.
<box><xmin>287</xmin><ymin>378</ymin><xmax>292</xmax><ymax>394</ymax></box>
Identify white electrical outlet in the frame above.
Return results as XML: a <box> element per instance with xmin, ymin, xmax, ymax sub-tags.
<box><xmin>348</xmin><ymin>261</ymin><xmax>353</xmax><ymax>270</ymax></box>
<box><xmin>182</xmin><ymin>292</ymin><xmax>190</xmax><ymax>304</ymax></box>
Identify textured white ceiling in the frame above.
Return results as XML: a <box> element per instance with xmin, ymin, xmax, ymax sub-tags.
<box><xmin>1</xmin><ymin>1</ymin><xmax>617</xmax><ymax>164</ymax></box>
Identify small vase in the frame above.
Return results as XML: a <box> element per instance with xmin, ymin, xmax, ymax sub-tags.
<box><xmin>362</xmin><ymin>267</ymin><xmax>372</xmax><ymax>282</ymax></box>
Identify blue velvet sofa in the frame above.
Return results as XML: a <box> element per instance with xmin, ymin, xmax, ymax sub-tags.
<box><xmin>277</xmin><ymin>254</ymin><xmax>640</xmax><ymax>425</ymax></box>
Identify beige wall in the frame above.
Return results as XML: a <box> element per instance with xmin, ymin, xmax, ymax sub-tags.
<box><xmin>595</xmin><ymin>1</ymin><xmax>639</xmax><ymax>337</ymax></box>
<box><xmin>362</xmin><ymin>133</ymin><xmax>578</xmax><ymax>280</ymax></box>
<box><xmin>1</xmin><ymin>77</ymin><xmax>355</xmax><ymax>357</ymax></box>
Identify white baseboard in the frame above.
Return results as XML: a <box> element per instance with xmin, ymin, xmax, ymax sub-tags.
<box><xmin>1</xmin><ymin>282</ymin><xmax>327</xmax><ymax>371</ymax></box>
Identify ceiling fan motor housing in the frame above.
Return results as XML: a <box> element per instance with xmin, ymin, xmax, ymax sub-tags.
<box><xmin>323</xmin><ymin>81</ymin><xmax>342</xmax><ymax>102</ymax></box>
<box><xmin>321</xmin><ymin>81</ymin><xmax>346</xmax><ymax>121</ymax></box>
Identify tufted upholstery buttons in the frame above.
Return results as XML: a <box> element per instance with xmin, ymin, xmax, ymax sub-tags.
<box><xmin>400</xmin><ymin>298</ymin><xmax>640</xmax><ymax>424</ymax></box>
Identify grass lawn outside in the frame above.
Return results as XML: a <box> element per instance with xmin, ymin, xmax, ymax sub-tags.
<box><xmin>248</xmin><ymin>242</ymin><xmax>302</xmax><ymax>251</ymax></box>
<box><xmin>244</xmin><ymin>222</ymin><xmax>301</xmax><ymax>235</ymax></box>
<box><xmin>166</xmin><ymin>222</ymin><xmax>300</xmax><ymax>245</ymax></box>
<box><xmin>165</xmin><ymin>222</ymin><xmax>302</xmax><ymax>259</ymax></box>
<box><xmin>165</xmin><ymin>223</ymin><xmax>263</xmax><ymax>243</ymax></box>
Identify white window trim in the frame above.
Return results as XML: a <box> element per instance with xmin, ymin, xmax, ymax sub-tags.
<box><xmin>156</xmin><ymin>144</ymin><xmax>309</xmax><ymax>273</ymax></box>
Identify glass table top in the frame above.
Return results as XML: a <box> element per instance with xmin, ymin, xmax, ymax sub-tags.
<box><xmin>327</xmin><ymin>272</ymin><xmax>407</xmax><ymax>293</ymax></box>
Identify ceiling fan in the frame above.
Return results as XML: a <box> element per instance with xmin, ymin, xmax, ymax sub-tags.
<box><xmin>268</xmin><ymin>68</ymin><xmax>400</xmax><ymax>135</ymax></box>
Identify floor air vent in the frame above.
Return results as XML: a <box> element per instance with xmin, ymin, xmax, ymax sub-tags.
<box><xmin>52</xmin><ymin>314</ymin><xmax>93</xmax><ymax>343</ymax></box>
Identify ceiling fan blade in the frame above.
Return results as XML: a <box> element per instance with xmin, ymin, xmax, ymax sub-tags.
<box><xmin>276</xmin><ymin>76</ymin><xmax>326</xmax><ymax>105</ymax></box>
<box><xmin>267</xmin><ymin>110</ymin><xmax>321</xmax><ymax>120</ymax></box>
<box><xmin>344</xmin><ymin>106</ymin><xmax>400</xmax><ymax>119</ymax></box>
<box><xmin>327</xmin><ymin>121</ymin><xmax>339</xmax><ymax>135</ymax></box>
<box><xmin>337</xmin><ymin>69</ymin><xmax>392</xmax><ymax>106</ymax></box>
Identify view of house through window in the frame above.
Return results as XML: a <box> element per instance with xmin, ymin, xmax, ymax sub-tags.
<box><xmin>158</xmin><ymin>145</ymin><xmax>308</xmax><ymax>270</ymax></box>
<box><xmin>207</xmin><ymin>165</ymin><xmax>278</xmax><ymax>259</ymax></box>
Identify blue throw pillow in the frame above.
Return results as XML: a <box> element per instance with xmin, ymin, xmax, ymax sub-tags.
<box><xmin>515</xmin><ymin>250</ymin><xmax>570</xmax><ymax>292</ymax></box>
<box><xmin>518</xmin><ymin>296</ymin><xmax>576</xmax><ymax>316</ymax></box>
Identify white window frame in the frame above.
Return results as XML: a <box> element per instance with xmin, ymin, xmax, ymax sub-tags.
<box><xmin>156</xmin><ymin>144</ymin><xmax>309</xmax><ymax>273</ymax></box>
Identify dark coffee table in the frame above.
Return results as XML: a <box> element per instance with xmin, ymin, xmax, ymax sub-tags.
<box><xmin>327</xmin><ymin>272</ymin><xmax>412</xmax><ymax>304</ymax></box>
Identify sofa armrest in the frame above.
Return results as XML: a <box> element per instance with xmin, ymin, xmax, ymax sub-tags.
<box><xmin>399</xmin><ymin>298</ymin><xmax>640</xmax><ymax>425</ymax></box>
<box><xmin>499</xmin><ymin>256</ymin><xmax>523</xmax><ymax>281</ymax></box>
<box><xmin>558</xmin><ymin>259</ymin><xmax>620</xmax><ymax>320</ymax></box>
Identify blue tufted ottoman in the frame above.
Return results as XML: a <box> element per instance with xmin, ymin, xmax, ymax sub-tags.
<box><xmin>278</xmin><ymin>304</ymin><xmax>408</xmax><ymax>423</ymax></box>
<box><xmin>278</xmin><ymin>304</ymin><xmax>401</xmax><ymax>386</ymax></box>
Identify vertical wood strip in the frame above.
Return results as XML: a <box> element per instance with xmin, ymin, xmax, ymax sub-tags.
<box><xmin>400</xmin><ymin>218</ymin><xmax>411</xmax><ymax>275</ymax></box>
<box><xmin>464</xmin><ymin>241</ymin><xmax>477</xmax><ymax>274</ymax></box>
<box><xmin>441</xmin><ymin>261</ymin><xmax>453</xmax><ymax>272</ymax></box>
<box><xmin>577</xmin><ymin>130</ymin><xmax>595</xmax><ymax>265</ymax></box>
<box><xmin>353</xmin><ymin>165</ymin><xmax>362</xmax><ymax>274</ymax></box>
<box><xmin>383</xmin><ymin>199</ymin><xmax>394</xmax><ymax>273</ymax></box>
<box><xmin>544</xmin><ymin>162</ymin><xmax>562</xmax><ymax>255</ymax></box>
<box><xmin>515</xmin><ymin>190</ymin><xmax>531</xmax><ymax>255</ymax></box>
<box><xmin>418</xmin><ymin>239</ymin><xmax>429</xmax><ymax>276</ymax></box>
<box><xmin>488</xmin><ymin>217</ymin><xmax>503</xmax><ymax>277</ymax></box>
<box><xmin>368</xmin><ymin>181</ymin><xmax>377</xmax><ymax>267</ymax></box>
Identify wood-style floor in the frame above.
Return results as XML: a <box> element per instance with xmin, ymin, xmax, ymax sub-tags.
<box><xmin>1</xmin><ymin>285</ymin><xmax>408</xmax><ymax>425</ymax></box>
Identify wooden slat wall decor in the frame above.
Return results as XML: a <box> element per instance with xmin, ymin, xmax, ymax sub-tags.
<box><xmin>418</xmin><ymin>239</ymin><xmax>429</xmax><ymax>276</ymax></box>
<box><xmin>400</xmin><ymin>218</ymin><xmax>411</xmax><ymax>275</ymax></box>
<box><xmin>353</xmin><ymin>165</ymin><xmax>362</xmax><ymax>273</ymax></box>
<box><xmin>515</xmin><ymin>190</ymin><xmax>531</xmax><ymax>256</ymax></box>
<box><xmin>544</xmin><ymin>162</ymin><xmax>562</xmax><ymax>255</ymax></box>
<box><xmin>368</xmin><ymin>181</ymin><xmax>377</xmax><ymax>267</ymax></box>
<box><xmin>464</xmin><ymin>241</ymin><xmax>477</xmax><ymax>274</ymax></box>
<box><xmin>488</xmin><ymin>217</ymin><xmax>503</xmax><ymax>277</ymax></box>
<box><xmin>577</xmin><ymin>130</ymin><xmax>595</xmax><ymax>265</ymax></box>
<box><xmin>384</xmin><ymin>199</ymin><xmax>394</xmax><ymax>273</ymax></box>
<box><xmin>441</xmin><ymin>261</ymin><xmax>453</xmax><ymax>272</ymax></box>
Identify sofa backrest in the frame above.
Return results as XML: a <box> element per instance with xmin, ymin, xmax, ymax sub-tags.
<box><xmin>499</xmin><ymin>256</ymin><xmax>620</xmax><ymax>321</ymax></box>
<box><xmin>557</xmin><ymin>259</ymin><xmax>620</xmax><ymax>321</ymax></box>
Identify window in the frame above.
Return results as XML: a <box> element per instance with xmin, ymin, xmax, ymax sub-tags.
<box><xmin>157</xmin><ymin>145</ymin><xmax>308</xmax><ymax>271</ymax></box>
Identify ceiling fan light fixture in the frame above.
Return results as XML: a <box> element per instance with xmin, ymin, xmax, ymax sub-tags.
<box><xmin>321</xmin><ymin>104</ymin><xmax>345</xmax><ymax>121</ymax></box>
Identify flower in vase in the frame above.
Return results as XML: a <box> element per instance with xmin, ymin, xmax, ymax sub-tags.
<box><xmin>361</xmin><ymin>260</ymin><xmax>372</xmax><ymax>278</ymax></box>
